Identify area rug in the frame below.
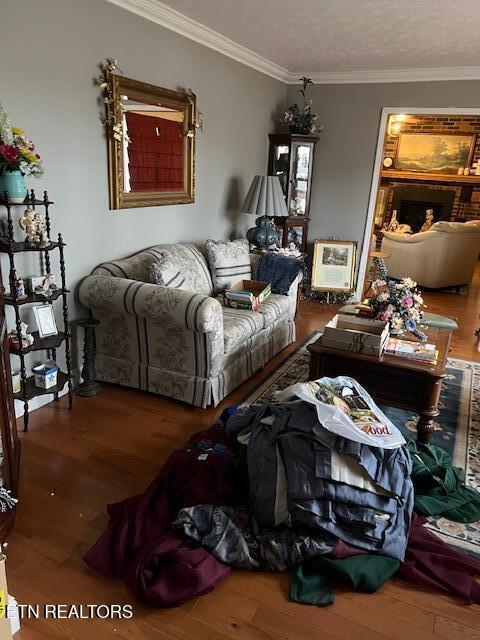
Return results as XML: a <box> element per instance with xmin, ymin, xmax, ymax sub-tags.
<box><xmin>240</xmin><ymin>332</ymin><xmax>480</xmax><ymax>556</ymax></box>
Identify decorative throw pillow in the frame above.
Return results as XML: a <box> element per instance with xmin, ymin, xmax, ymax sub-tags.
<box><xmin>205</xmin><ymin>239</ymin><xmax>251</xmax><ymax>294</ymax></box>
<box><xmin>148</xmin><ymin>253</ymin><xmax>186</xmax><ymax>289</ymax></box>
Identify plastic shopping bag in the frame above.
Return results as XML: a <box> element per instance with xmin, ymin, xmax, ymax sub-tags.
<box><xmin>276</xmin><ymin>376</ymin><xmax>405</xmax><ymax>449</ymax></box>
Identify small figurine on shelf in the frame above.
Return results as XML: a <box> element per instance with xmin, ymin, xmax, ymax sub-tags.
<box><xmin>34</xmin><ymin>211</ymin><xmax>50</xmax><ymax>246</ymax></box>
<box><xmin>13</xmin><ymin>271</ymin><xmax>27</xmax><ymax>299</ymax></box>
<box><xmin>32</xmin><ymin>273</ymin><xmax>58</xmax><ymax>298</ymax></box>
<box><xmin>18</xmin><ymin>208</ymin><xmax>50</xmax><ymax>247</ymax></box>
<box><xmin>419</xmin><ymin>208</ymin><xmax>434</xmax><ymax>233</ymax></box>
<box><xmin>8</xmin><ymin>322</ymin><xmax>34</xmax><ymax>351</ymax></box>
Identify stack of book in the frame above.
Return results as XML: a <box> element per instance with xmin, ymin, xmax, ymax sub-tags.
<box><xmin>223</xmin><ymin>280</ymin><xmax>271</xmax><ymax>311</ymax></box>
<box><xmin>385</xmin><ymin>337</ymin><xmax>438</xmax><ymax>364</ymax></box>
<box><xmin>223</xmin><ymin>288</ymin><xmax>259</xmax><ymax>310</ymax></box>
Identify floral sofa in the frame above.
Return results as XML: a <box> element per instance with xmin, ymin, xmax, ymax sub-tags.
<box><xmin>77</xmin><ymin>243</ymin><xmax>299</xmax><ymax>408</ymax></box>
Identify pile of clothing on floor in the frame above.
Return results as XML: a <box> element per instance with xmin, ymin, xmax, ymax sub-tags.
<box><xmin>84</xmin><ymin>376</ymin><xmax>480</xmax><ymax>608</ymax></box>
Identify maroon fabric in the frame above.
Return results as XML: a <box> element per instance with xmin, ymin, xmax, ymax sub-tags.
<box><xmin>330</xmin><ymin>539</ymin><xmax>366</xmax><ymax>559</ymax></box>
<box><xmin>83</xmin><ymin>423</ymin><xmax>240</xmax><ymax>605</ymax></box>
<box><xmin>329</xmin><ymin>517</ymin><xmax>480</xmax><ymax>604</ymax></box>
<box><xmin>125</xmin><ymin>532</ymin><xmax>229</xmax><ymax>607</ymax></box>
<box><xmin>398</xmin><ymin>514</ymin><xmax>480</xmax><ymax>604</ymax></box>
<box><xmin>84</xmin><ymin>415</ymin><xmax>480</xmax><ymax>606</ymax></box>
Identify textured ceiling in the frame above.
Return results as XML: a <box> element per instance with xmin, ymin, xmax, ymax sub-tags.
<box><xmin>159</xmin><ymin>0</ymin><xmax>480</xmax><ymax>72</ymax></box>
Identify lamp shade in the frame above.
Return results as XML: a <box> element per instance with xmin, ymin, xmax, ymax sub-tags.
<box><xmin>241</xmin><ymin>175</ymin><xmax>288</xmax><ymax>217</ymax></box>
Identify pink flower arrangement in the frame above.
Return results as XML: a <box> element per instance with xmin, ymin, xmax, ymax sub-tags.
<box><xmin>0</xmin><ymin>102</ymin><xmax>43</xmax><ymax>177</ymax></box>
<box><xmin>366</xmin><ymin>269</ymin><xmax>426</xmax><ymax>339</ymax></box>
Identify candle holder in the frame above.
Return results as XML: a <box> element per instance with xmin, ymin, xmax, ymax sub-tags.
<box><xmin>75</xmin><ymin>318</ymin><xmax>101</xmax><ymax>397</ymax></box>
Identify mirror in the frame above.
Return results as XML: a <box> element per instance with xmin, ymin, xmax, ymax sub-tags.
<box><xmin>106</xmin><ymin>73</ymin><xmax>196</xmax><ymax>209</ymax></box>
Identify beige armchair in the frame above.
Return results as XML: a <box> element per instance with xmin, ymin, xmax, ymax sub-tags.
<box><xmin>380</xmin><ymin>220</ymin><xmax>480</xmax><ymax>288</ymax></box>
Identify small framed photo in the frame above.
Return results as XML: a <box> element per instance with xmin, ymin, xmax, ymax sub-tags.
<box><xmin>312</xmin><ymin>239</ymin><xmax>357</xmax><ymax>292</ymax></box>
<box><xmin>33</xmin><ymin>305</ymin><xmax>58</xmax><ymax>338</ymax></box>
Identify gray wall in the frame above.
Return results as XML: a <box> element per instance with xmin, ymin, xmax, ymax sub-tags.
<box><xmin>0</xmin><ymin>0</ymin><xmax>285</xmax><ymax>399</ymax></box>
<box><xmin>0</xmin><ymin>0</ymin><xmax>286</xmax><ymax>321</ymax></box>
<box><xmin>287</xmin><ymin>81</ymin><xmax>480</xmax><ymax>257</ymax></box>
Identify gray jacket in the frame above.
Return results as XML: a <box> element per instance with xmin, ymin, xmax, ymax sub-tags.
<box><xmin>226</xmin><ymin>401</ymin><xmax>413</xmax><ymax>561</ymax></box>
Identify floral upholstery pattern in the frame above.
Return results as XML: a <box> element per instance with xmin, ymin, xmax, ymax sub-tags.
<box><xmin>256</xmin><ymin>291</ymin><xmax>297</xmax><ymax>328</ymax></box>
<box><xmin>148</xmin><ymin>252</ymin><xmax>186</xmax><ymax>289</ymax></box>
<box><xmin>78</xmin><ymin>243</ymin><xmax>299</xmax><ymax>408</ymax></box>
<box><xmin>205</xmin><ymin>239</ymin><xmax>252</xmax><ymax>294</ymax></box>
<box><xmin>92</xmin><ymin>243</ymin><xmax>213</xmax><ymax>295</ymax></box>
<box><xmin>222</xmin><ymin>307</ymin><xmax>264</xmax><ymax>353</ymax></box>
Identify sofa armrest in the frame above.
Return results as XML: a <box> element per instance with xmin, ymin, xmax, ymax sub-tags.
<box><xmin>77</xmin><ymin>275</ymin><xmax>222</xmax><ymax>333</ymax></box>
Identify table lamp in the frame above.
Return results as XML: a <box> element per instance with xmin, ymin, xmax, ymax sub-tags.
<box><xmin>241</xmin><ymin>175</ymin><xmax>288</xmax><ymax>251</ymax></box>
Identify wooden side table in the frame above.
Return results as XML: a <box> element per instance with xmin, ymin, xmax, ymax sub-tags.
<box><xmin>308</xmin><ymin>327</ymin><xmax>453</xmax><ymax>444</ymax></box>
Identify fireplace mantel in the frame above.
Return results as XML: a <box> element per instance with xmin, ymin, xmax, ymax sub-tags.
<box><xmin>381</xmin><ymin>169</ymin><xmax>480</xmax><ymax>186</ymax></box>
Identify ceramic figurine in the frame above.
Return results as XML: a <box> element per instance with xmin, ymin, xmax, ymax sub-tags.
<box><xmin>19</xmin><ymin>209</ymin><xmax>38</xmax><ymax>244</ymax></box>
<box><xmin>20</xmin><ymin>322</ymin><xmax>34</xmax><ymax>346</ymax></box>
<box><xmin>13</xmin><ymin>272</ymin><xmax>27</xmax><ymax>299</ymax></box>
<box><xmin>34</xmin><ymin>274</ymin><xmax>57</xmax><ymax>298</ymax></box>
<box><xmin>18</xmin><ymin>208</ymin><xmax>49</xmax><ymax>247</ymax></box>
<box><xmin>384</xmin><ymin>209</ymin><xmax>399</xmax><ymax>232</ymax></box>
<box><xmin>33</xmin><ymin>212</ymin><xmax>50</xmax><ymax>247</ymax></box>
<box><xmin>420</xmin><ymin>209</ymin><xmax>434</xmax><ymax>233</ymax></box>
<box><xmin>8</xmin><ymin>322</ymin><xmax>34</xmax><ymax>350</ymax></box>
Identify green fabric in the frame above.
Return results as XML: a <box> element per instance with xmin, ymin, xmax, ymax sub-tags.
<box><xmin>339</xmin><ymin>305</ymin><xmax>458</xmax><ymax>330</ymax></box>
<box><xmin>406</xmin><ymin>440</ymin><xmax>480</xmax><ymax>523</ymax></box>
<box><xmin>289</xmin><ymin>555</ymin><xmax>399</xmax><ymax>607</ymax></box>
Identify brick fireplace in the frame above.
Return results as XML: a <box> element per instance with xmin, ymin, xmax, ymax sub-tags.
<box><xmin>391</xmin><ymin>186</ymin><xmax>456</xmax><ymax>232</ymax></box>
<box><xmin>380</xmin><ymin>114</ymin><xmax>480</xmax><ymax>227</ymax></box>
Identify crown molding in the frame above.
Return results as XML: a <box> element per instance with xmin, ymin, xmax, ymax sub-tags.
<box><xmin>287</xmin><ymin>66</ymin><xmax>480</xmax><ymax>84</ymax></box>
<box><xmin>104</xmin><ymin>1</ymin><xmax>480</xmax><ymax>85</ymax></box>
<box><xmin>104</xmin><ymin>0</ymin><xmax>291</xmax><ymax>82</ymax></box>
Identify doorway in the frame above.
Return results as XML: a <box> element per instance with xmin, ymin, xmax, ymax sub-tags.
<box><xmin>358</xmin><ymin>108</ymin><xmax>480</xmax><ymax>358</ymax></box>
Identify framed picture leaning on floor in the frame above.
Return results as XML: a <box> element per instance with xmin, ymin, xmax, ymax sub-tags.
<box><xmin>312</xmin><ymin>239</ymin><xmax>357</xmax><ymax>292</ymax></box>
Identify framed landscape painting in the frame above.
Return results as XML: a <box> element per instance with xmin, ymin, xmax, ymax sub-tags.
<box><xmin>312</xmin><ymin>239</ymin><xmax>357</xmax><ymax>292</ymax></box>
<box><xmin>396</xmin><ymin>132</ymin><xmax>475</xmax><ymax>174</ymax></box>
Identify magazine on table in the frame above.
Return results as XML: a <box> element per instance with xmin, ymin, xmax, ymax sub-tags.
<box><xmin>385</xmin><ymin>337</ymin><xmax>437</xmax><ymax>362</ymax></box>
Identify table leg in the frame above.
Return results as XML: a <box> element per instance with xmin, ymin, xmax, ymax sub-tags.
<box><xmin>416</xmin><ymin>413</ymin><xmax>437</xmax><ymax>444</ymax></box>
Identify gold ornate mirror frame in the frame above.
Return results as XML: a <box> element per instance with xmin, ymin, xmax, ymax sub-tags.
<box><xmin>104</xmin><ymin>70</ymin><xmax>197</xmax><ymax>210</ymax></box>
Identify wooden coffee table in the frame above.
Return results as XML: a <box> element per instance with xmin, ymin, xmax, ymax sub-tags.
<box><xmin>308</xmin><ymin>327</ymin><xmax>453</xmax><ymax>444</ymax></box>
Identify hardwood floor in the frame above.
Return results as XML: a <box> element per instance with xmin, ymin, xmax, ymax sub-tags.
<box><xmin>6</xmin><ymin>270</ymin><xmax>480</xmax><ymax>639</ymax></box>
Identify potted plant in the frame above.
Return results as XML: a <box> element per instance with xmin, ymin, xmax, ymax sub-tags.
<box><xmin>0</xmin><ymin>103</ymin><xmax>43</xmax><ymax>203</ymax></box>
<box><xmin>283</xmin><ymin>77</ymin><xmax>322</xmax><ymax>135</ymax></box>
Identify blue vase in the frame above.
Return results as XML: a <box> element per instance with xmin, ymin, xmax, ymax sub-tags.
<box><xmin>1</xmin><ymin>170</ymin><xmax>27</xmax><ymax>203</ymax></box>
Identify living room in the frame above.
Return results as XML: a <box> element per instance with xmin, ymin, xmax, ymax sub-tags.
<box><xmin>0</xmin><ymin>0</ymin><xmax>479</xmax><ymax>638</ymax></box>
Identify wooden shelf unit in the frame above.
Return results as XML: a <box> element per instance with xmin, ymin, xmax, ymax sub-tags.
<box><xmin>1</xmin><ymin>189</ymin><xmax>73</xmax><ymax>431</ymax></box>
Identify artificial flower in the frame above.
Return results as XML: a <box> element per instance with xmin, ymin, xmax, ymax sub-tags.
<box><xmin>400</xmin><ymin>295</ymin><xmax>414</xmax><ymax>308</ymax></box>
<box><xmin>366</xmin><ymin>259</ymin><xmax>425</xmax><ymax>339</ymax></box>
<box><xmin>405</xmin><ymin>318</ymin><xmax>417</xmax><ymax>332</ymax></box>
<box><xmin>376</xmin><ymin>309</ymin><xmax>392</xmax><ymax>322</ymax></box>
<box><xmin>0</xmin><ymin>144</ymin><xmax>19</xmax><ymax>163</ymax></box>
